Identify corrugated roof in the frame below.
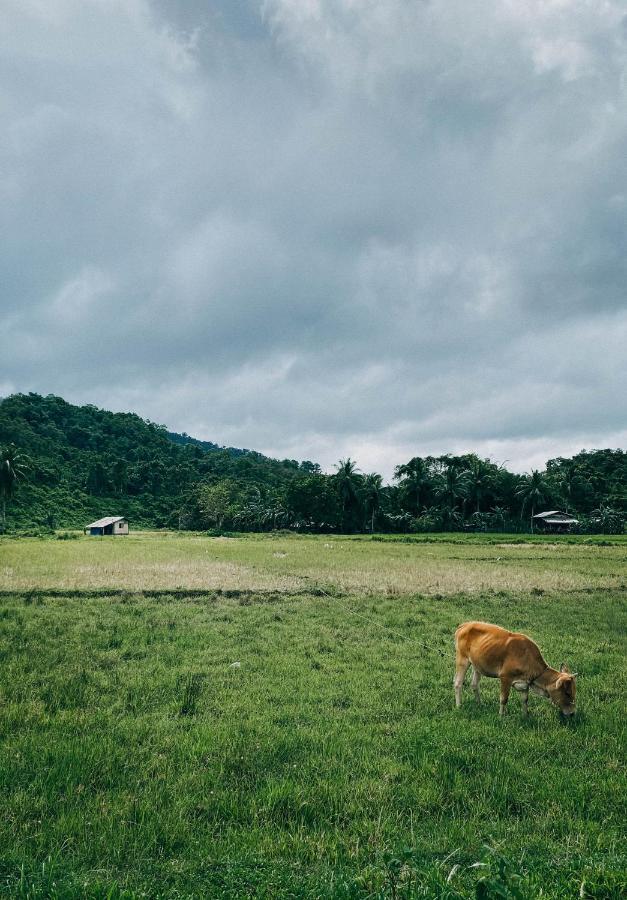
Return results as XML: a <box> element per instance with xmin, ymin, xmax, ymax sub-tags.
<box><xmin>532</xmin><ymin>510</ymin><xmax>561</xmax><ymax>518</ymax></box>
<box><xmin>86</xmin><ymin>516</ymin><xmax>126</xmax><ymax>528</ymax></box>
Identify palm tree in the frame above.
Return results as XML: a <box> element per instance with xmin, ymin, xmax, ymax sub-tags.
<box><xmin>435</xmin><ymin>464</ymin><xmax>469</xmax><ymax>527</ymax></box>
<box><xmin>333</xmin><ymin>458</ymin><xmax>361</xmax><ymax>531</ymax></box>
<box><xmin>556</xmin><ymin>463</ymin><xmax>579</xmax><ymax>514</ymax></box>
<box><xmin>361</xmin><ymin>473</ymin><xmax>383</xmax><ymax>533</ymax></box>
<box><xmin>267</xmin><ymin>500</ymin><xmax>290</xmax><ymax>530</ymax></box>
<box><xmin>0</xmin><ymin>444</ymin><xmax>29</xmax><ymax>531</ymax></box>
<box><xmin>590</xmin><ymin>503</ymin><xmax>624</xmax><ymax>534</ymax></box>
<box><xmin>465</xmin><ymin>457</ymin><xmax>493</xmax><ymax>514</ymax></box>
<box><xmin>516</xmin><ymin>470</ymin><xmax>548</xmax><ymax>529</ymax></box>
<box><xmin>490</xmin><ymin>506</ymin><xmax>508</xmax><ymax>532</ymax></box>
<box><xmin>393</xmin><ymin>457</ymin><xmax>431</xmax><ymax>516</ymax></box>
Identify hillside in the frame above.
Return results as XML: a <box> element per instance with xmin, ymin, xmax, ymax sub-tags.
<box><xmin>165</xmin><ymin>431</ymin><xmax>248</xmax><ymax>457</ymax></box>
<box><xmin>0</xmin><ymin>393</ymin><xmax>624</xmax><ymax>534</ymax></box>
<box><xmin>0</xmin><ymin>393</ymin><xmax>310</xmax><ymax>530</ymax></box>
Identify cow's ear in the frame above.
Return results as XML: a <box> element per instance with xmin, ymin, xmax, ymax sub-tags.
<box><xmin>560</xmin><ymin>662</ymin><xmax>570</xmax><ymax>673</ymax></box>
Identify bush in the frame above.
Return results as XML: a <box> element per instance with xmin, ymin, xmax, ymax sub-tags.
<box><xmin>11</xmin><ymin>526</ymin><xmax>55</xmax><ymax>538</ymax></box>
<box><xmin>411</xmin><ymin>513</ymin><xmax>444</xmax><ymax>533</ymax></box>
<box><xmin>578</xmin><ymin>509</ymin><xmax>625</xmax><ymax>535</ymax></box>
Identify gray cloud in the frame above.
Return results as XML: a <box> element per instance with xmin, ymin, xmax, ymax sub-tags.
<box><xmin>1</xmin><ymin>0</ymin><xmax>626</xmax><ymax>479</ymax></box>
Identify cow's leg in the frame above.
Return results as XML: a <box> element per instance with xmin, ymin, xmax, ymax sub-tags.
<box><xmin>520</xmin><ymin>686</ymin><xmax>529</xmax><ymax>716</ymax></box>
<box><xmin>471</xmin><ymin>666</ymin><xmax>481</xmax><ymax>704</ymax></box>
<box><xmin>499</xmin><ymin>677</ymin><xmax>513</xmax><ymax>716</ymax></box>
<box><xmin>454</xmin><ymin>654</ymin><xmax>470</xmax><ymax>708</ymax></box>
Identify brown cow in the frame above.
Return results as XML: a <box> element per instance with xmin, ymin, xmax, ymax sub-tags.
<box><xmin>454</xmin><ymin>621</ymin><xmax>577</xmax><ymax>717</ymax></box>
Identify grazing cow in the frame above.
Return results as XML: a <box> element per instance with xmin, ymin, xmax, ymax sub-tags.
<box><xmin>454</xmin><ymin>621</ymin><xmax>577</xmax><ymax>717</ymax></box>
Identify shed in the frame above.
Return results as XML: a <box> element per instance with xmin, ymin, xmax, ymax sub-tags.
<box><xmin>532</xmin><ymin>510</ymin><xmax>579</xmax><ymax>533</ymax></box>
<box><xmin>85</xmin><ymin>516</ymin><xmax>129</xmax><ymax>536</ymax></box>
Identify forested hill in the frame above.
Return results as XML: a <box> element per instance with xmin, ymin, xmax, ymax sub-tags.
<box><xmin>0</xmin><ymin>392</ymin><xmax>625</xmax><ymax>533</ymax></box>
<box><xmin>166</xmin><ymin>431</ymin><xmax>237</xmax><ymax>456</ymax></box>
<box><xmin>0</xmin><ymin>393</ymin><xmax>314</xmax><ymax>530</ymax></box>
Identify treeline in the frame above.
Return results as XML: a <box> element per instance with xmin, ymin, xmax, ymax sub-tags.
<box><xmin>0</xmin><ymin>393</ymin><xmax>625</xmax><ymax>534</ymax></box>
<box><xmin>0</xmin><ymin>394</ymin><xmax>322</xmax><ymax>531</ymax></box>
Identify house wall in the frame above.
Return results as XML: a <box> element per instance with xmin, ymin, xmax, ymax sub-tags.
<box><xmin>87</xmin><ymin>521</ymin><xmax>128</xmax><ymax>535</ymax></box>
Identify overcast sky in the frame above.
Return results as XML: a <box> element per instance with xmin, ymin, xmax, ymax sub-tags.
<box><xmin>1</xmin><ymin>0</ymin><xmax>626</xmax><ymax>479</ymax></box>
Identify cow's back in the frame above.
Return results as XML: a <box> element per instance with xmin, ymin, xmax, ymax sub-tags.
<box><xmin>455</xmin><ymin>621</ymin><xmax>512</xmax><ymax>653</ymax></box>
<box><xmin>455</xmin><ymin>621</ymin><xmax>546</xmax><ymax>678</ymax></box>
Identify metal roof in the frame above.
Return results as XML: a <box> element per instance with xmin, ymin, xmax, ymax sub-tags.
<box><xmin>86</xmin><ymin>516</ymin><xmax>126</xmax><ymax>528</ymax></box>
<box><xmin>532</xmin><ymin>510</ymin><xmax>561</xmax><ymax>519</ymax></box>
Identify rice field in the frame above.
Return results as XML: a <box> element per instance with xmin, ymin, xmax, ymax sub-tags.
<box><xmin>0</xmin><ymin>532</ymin><xmax>625</xmax><ymax>898</ymax></box>
<box><xmin>2</xmin><ymin>531</ymin><xmax>625</xmax><ymax>596</ymax></box>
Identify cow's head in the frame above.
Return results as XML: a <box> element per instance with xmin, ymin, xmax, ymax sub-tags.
<box><xmin>548</xmin><ymin>663</ymin><xmax>577</xmax><ymax>717</ymax></box>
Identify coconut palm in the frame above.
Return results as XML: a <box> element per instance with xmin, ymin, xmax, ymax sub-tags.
<box><xmin>393</xmin><ymin>457</ymin><xmax>431</xmax><ymax>516</ymax></box>
<box><xmin>0</xmin><ymin>444</ymin><xmax>29</xmax><ymax>530</ymax></box>
<box><xmin>490</xmin><ymin>506</ymin><xmax>508</xmax><ymax>532</ymax></box>
<box><xmin>555</xmin><ymin>463</ymin><xmax>580</xmax><ymax>514</ymax></box>
<box><xmin>435</xmin><ymin>463</ymin><xmax>469</xmax><ymax>525</ymax></box>
<box><xmin>465</xmin><ymin>457</ymin><xmax>494</xmax><ymax>514</ymax></box>
<box><xmin>516</xmin><ymin>470</ymin><xmax>549</xmax><ymax>528</ymax></box>
<box><xmin>333</xmin><ymin>458</ymin><xmax>362</xmax><ymax>531</ymax></box>
<box><xmin>361</xmin><ymin>473</ymin><xmax>383</xmax><ymax>533</ymax></box>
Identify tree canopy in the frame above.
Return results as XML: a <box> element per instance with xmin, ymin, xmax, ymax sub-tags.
<box><xmin>0</xmin><ymin>393</ymin><xmax>624</xmax><ymax>534</ymax></box>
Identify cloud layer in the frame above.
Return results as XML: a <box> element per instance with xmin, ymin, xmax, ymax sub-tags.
<box><xmin>2</xmin><ymin>0</ymin><xmax>626</xmax><ymax>477</ymax></box>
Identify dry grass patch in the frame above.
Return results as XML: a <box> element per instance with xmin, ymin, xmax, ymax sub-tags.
<box><xmin>1</xmin><ymin>532</ymin><xmax>625</xmax><ymax>597</ymax></box>
<box><xmin>305</xmin><ymin>561</ymin><xmax>624</xmax><ymax>596</ymax></box>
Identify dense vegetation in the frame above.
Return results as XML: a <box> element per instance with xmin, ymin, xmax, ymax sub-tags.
<box><xmin>0</xmin><ymin>392</ymin><xmax>624</xmax><ymax>533</ymax></box>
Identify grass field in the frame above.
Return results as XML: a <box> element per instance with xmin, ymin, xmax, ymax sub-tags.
<box><xmin>0</xmin><ymin>532</ymin><xmax>625</xmax><ymax>898</ymax></box>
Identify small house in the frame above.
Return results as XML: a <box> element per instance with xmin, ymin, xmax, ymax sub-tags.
<box><xmin>532</xmin><ymin>510</ymin><xmax>579</xmax><ymax>533</ymax></box>
<box><xmin>85</xmin><ymin>516</ymin><xmax>129</xmax><ymax>536</ymax></box>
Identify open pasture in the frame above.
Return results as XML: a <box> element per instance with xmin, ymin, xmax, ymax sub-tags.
<box><xmin>0</xmin><ymin>533</ymin><xmax>625</xmax><ymax>897</ymax></box>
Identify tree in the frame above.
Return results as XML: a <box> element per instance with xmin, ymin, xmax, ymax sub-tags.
<box><xmin>589</xmin><ymin>504</ymin><xmax>624</xmax><ymax>535</ymax></box>
<box><xmin>266</xmin><ymin>500</ymin><xmax>291</xmax><ymax>530</ymax></box>
<box><xmin>286</xmin><ymin>476</ymin><xmax>340</xmax><ymax>529</ymax></box>
<box><xmin>516</xmin><ymin>470</ymin><xmax>549</xmax><ymax>528</ymax></box>
<box><xmin>361</xmin><ymin>473</ymin><xmax>383</xmax><ymax>533</ymax></box>
<box><xmin>111</xmin><ymin>459</ymin><xmax>128</xmax><ymax>495</ymax></box>
<box><xmin>197</xmin><ymin>480</ymin><xmax>236</xmax><ymax>530</ymax></box>
<box><xmin>0</xmin><ymin>444</ymin><xmax>29</xmax><ymax>530</ymax></box>
<box><xmin>299</xmin><ymin>461</ymin><xmax>321</xmax><ymax>475</ymax></box>
<box><xmin>549</xmin><ymin>461</ymin><xmax>581</xmax><ymax>514</ymax></box>
<box><xmin>1</xmin><ymin>391</ymin><xmax>624</xmax><ymax>534</ymax></box>
<box><xmin>489</xmin><ymin>506</ymin><xmax>508</xmax><ymax>532</ymax></box>
<box><xmin>333</xmin><ymin>458</ymin><xmax>362</xmax><ymax>531</ymax></box>
<box><xmin>435</xmin><ymin>463</ymin><xmax>469</xmax><ymax>526</ymax></box>
<box><xmin>465</xmin><ymin>456</ymin><xmax>495</xmax><ymax>514</ymax></box>
<box><xmin>394</xmin><ymin>457</ymin><xmax>431</xmax><ymax>516</ymax></box>
<box><xmin>86</xmin><ymin>461</ymin><xmax>109</xmax><ymax>495</ymax></box>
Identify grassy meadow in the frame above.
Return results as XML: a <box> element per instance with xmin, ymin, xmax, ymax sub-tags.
<box><xmin>0</xmin><ymin>532</ymin><xmax>625</xmax><ymax>898</ymax></box>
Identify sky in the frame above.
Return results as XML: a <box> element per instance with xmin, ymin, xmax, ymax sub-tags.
<box><xmin>1</xmin><ymin>0</ymin><xmax>626</xmax><ymax>480</ymax></box>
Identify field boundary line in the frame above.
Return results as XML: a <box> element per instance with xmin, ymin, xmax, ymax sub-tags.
<box><xmin>289</xmin><ymin>572</ymin><xmax>449</xmax><ymax>658</ymax></box>
<box><xmin>0</xmin><ymin>587</ymin><xmax>318</xmax><ymax>601</ymax></box>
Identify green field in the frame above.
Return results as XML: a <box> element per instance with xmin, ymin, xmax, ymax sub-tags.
<box><xmin>0</xmin><ymin>533</ymin><xmax>625</xmax><ymax>898</ymax></box>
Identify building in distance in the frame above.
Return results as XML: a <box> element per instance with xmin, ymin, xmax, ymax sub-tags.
<box><xmin>85</xmin><ymin>516</ymin><xmax>129</xmax><ymax>536</ymax></box>
<box><xmin>532</xmin><ymin>510</ymin><xmax>579</xmax><ymax>533</ymax></box>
